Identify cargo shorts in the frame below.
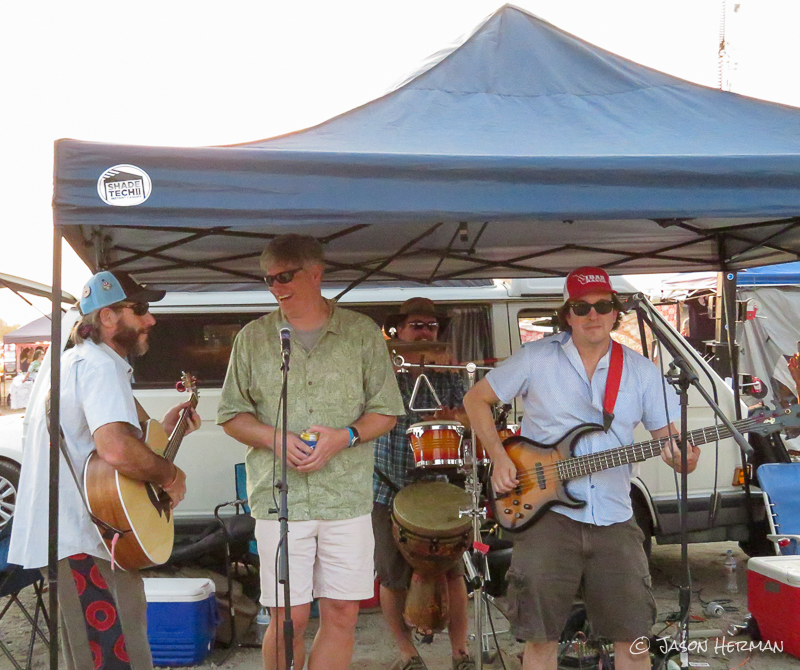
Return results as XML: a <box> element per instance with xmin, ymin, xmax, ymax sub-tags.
<box><xmin>504</xmin><ymin>511</ymin><xmax>656</xmax><ymax>642</ymax></box>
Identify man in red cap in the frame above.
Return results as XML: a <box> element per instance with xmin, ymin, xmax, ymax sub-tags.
<box><xmin>464</xmin><ymin>267</ymin><xmax>700</xmax><ymax>670</ymax></box>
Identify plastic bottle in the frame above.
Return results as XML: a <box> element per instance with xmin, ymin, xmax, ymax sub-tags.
<box><xmin>724</xmin><ymin>549</ymin><xmax>739</xmax><ymax>594</ymax></box>
<box><xmin>256</xmin><ymin>606</ymin><xmax>271</xmax><ymax>640</ymax></box>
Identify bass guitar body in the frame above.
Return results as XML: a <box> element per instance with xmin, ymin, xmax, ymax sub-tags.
<box><xmin>491</xmin><ymin>423</ymin><xmax>602</xmax><ymax>532</ymax></box>
<box><xmin>84</xmin><ymin>419</ymin><xmax>175</xmax><ymax>571</ymax></box>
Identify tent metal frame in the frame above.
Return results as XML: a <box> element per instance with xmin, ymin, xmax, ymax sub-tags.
<box><xmin>62</xmin><ymin>216</ymin><xmax>800</xmax><ymax>291</ymax></box>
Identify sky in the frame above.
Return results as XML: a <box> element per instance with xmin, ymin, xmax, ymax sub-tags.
<box><xmin>0</xmin><ymin>0</ymin><xmax>798</xmax><ymax>327</ymax></box>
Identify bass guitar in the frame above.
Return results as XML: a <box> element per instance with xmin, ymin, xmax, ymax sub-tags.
<box><xmin>83</xmin><ymin>373</ymin><xmax>198</xmax><ymax>570</ymax></box>
<box><xmin>491</xmin><ymin>404</ymin><xmax>800</xmax><ymax>532</ymax></box>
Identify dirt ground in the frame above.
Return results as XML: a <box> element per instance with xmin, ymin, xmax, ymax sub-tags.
<box><xmin>2</xmin><ymin>541</ymin><xmax>799</xmax><ymax>670</ymax></box>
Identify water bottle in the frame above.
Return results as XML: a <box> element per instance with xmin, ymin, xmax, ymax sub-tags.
<box><xmin>724</xmin><ymin>549</ymin><xmax>739</xmax><ymax>594</ymax></box>
<box><xmin>256</xmin><ymin>606</ymin><xmax>271</xmax><ymax>640</ymax></box>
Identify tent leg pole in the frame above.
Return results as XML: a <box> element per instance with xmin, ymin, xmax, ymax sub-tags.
<box><xmin>48</xmin><ymin>227</ymin><xmax>62</xmax><ymax>670</ymax></box>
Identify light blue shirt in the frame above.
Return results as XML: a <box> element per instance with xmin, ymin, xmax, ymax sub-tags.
<box><xmin>486</xmin><ymin>332</ymin><xmax>680</xmax><ymax>526</ymax></box>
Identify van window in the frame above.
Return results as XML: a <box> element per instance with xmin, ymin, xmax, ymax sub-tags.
<box><xmin>133</xmin><ymin>302</ymin><xmax>495</xmax><ymax>389</ymax></box>
<box><xmin>132</xmin><ymin>313</ymin><xmax>262</xmax><ymax>388</ymax></box>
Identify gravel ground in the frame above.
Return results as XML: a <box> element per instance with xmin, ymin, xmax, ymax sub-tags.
<box><xmin>1</xmin><ymin>541</ymin><xmax>799</xmax><ymax>670</ymax></box>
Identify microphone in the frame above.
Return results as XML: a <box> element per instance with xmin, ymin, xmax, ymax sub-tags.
<box><xmin>279</xmin><ymin>324</ymin><xmax>291</xmax><ymax>359</ymax></box>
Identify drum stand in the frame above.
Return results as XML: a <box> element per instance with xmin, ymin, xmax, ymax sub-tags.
<box><xmin>392</xmin><ymin>355</ymin><xmax>499</xmax><ymax>670</ymax></box>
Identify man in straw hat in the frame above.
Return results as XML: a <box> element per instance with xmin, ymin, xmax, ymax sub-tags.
<box><xmin>375</xmin><ymin>297</ymin><xmax>475</xmax><ymax>670</ymax></box>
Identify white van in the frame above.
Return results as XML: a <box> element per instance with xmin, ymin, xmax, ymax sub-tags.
<box><xmin>13</xmin><ymin>278</ymin><xmax>776</xmax><ymax>555</ymax></box>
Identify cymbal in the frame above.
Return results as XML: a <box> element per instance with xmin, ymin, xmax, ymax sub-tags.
<box><xmin>387</xmin><ymin>340</ymin><xmax>450</xmax><ymax>353</ymax></box>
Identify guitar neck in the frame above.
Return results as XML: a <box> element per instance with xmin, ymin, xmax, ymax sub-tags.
<box><xmin>163</xmin><ymin>393</ymin><xmax>198</xmax><ymax>463</ymax></box>
<box><xmin>557</xmin><ymin>416</ymin><xmax>756</xmax><ymax>481</ymax></box>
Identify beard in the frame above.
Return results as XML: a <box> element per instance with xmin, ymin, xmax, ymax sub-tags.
<box><xmin>112</xmin><ymin>323</ymin><xmax>150</xmax><ymax>357</ymax></box>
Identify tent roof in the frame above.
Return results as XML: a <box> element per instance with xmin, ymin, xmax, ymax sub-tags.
<box><xmin>54</xmin><ymin>4</ymin><xmax>800</xmax><ymax>290</ymax></box>
<box><xmin>4</xmin><ymin>316</ymin><xmax>52</xmax><ymax>345</ymax></box>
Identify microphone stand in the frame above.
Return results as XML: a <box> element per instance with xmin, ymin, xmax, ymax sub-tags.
<box><xmin>627</xmin><ymin>294</ymin><xmax>752</xmax><ymax>669</ymax></box>
<box><xmin>277</xmin><ymin>342</ymin><xmax>294</xmax><ymax>669</ymax></box>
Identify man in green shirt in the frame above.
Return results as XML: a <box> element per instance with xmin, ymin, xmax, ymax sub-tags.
<box><xmin>218</xmin><ymin>234</ymin><xmax>404</xmax><ymax>670</ymax></box>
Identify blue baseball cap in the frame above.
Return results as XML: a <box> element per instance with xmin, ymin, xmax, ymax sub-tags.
<box><xmin>80</xmin><ymin>271</ymin><xmax>165</xmax><ymax>316</ymax></box>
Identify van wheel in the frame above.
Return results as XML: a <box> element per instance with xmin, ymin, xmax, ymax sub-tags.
<box><xmin>632</xmin><ymin>494</ymin><xmax>653</xmax><ymax>561</ymax></box>
<box><xmin>739</xmin><ymin>519</ymin><xmax>774</xmax><ymax>557</ymax></box>
<box><xmin>0</xmin><ymin>460</ymin><xmax>20</xmax><ymax>532</ymax></box>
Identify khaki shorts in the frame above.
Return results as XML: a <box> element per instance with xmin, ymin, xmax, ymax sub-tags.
<box><xmin>505</xmin><ymin>511</ymin><xmax>656</xmax><ymax>643</ymax></box>
<box><xmin>255</xmin><ymin>515</ymin><xmax>374</xmax><ymax>607</ymax></box>
<box><xmin>372</xmin><ymin>502</ymin><xmax>463</xmax><ymax>591</ymax></box>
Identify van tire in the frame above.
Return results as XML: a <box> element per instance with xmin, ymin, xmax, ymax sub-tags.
<box><xmin>0</xmin><ymin>460</ymin><xmax>20</xmax><ymax>532</ymax></box>
<box><xmin>738</xmin><ymin>519</ymin><xmax>774</xmax><ymax>557</ymax></box>
<box><xmin>631</xmin><ymin>493</ymin><xmax>653</xmax><ymax>561</ymax></box>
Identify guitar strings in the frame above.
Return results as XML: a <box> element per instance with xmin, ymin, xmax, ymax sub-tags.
<box><xmin>505</xmin><ymin>417</ymin><xmax>762</xmax><ymax>485</ymax></box>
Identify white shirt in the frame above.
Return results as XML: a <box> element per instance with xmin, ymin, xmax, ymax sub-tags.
<box><xmin>9</xmin><ymin>341</ymin><xmax>141</xmax><ymax>569</ymax></box>
<box><xmin>486</xmin><ymin>332</ymin><xmax>681</xmax><ymax>526</ymax></box>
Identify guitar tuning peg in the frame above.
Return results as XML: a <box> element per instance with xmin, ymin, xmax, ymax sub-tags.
<box><xmin>176</xmin><ymin>381</ymin><xmax>186</xmax><ymax>392</ymax></box>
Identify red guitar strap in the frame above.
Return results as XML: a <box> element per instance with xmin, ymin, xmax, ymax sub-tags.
<box><xmin>603</xmin><ymin>340</ymin><xmax>624</xmax><ymax>431</ymax></box>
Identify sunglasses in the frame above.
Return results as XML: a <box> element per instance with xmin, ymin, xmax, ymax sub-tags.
<box><xmin>264</xmin><ymin>267</ymin><xmax>303</xmax><ymax>287</ymax></box>
<box><xmin>120</xmin><ymin>302</ymin><xmax>150</xmax><ymax>316</ymax></box>
<box><xmin>569</xmin><ymin>300</ymin><xmax>615</xmax><ymax>316</ymax></box>
<box><xmin>406</xmin><ymin>321</ymin><xmax>439</xmax><ymax>331</ymax></box>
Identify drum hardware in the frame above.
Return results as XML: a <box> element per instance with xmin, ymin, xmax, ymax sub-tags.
<box><xmin>394</xmin><ymin>357</ymin><xmax>500</xmax><ymax>669</ymax></box>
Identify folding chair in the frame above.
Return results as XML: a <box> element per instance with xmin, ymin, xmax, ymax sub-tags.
<box><xmin>214</xmin><ymin>463</ymin><xmax>259</xmax><ymax>651</ymax></box>
<box><xmin>0</xmin><ymin>526</ymin><xmax>49</xmax><ymax>670</ymax></box>
<box><xmin>233</xmin><ymin>462</ymin><xmax>258</xmax><ymax>560</ymax></box>
<box><xmin>756</xmin><ymin>462</ymin><xmax>800</xmax><ymax>555</ymax></box>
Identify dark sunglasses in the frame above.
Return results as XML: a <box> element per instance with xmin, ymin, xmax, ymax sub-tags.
<box><xmin>406</xmin><ymin>321</ymin><xmax>439</xmax><ymax>331</ymax></box>
<box><xmin>120</xmin><ymin>302</ymin><xmax>150</xmax><ymax>316</ymax></box>
<box><xmin>264</xmin><ymin>267</ymin><xmax>303</xmax><ymax>287</ymax></box>
<box><xmin>569</xmin><ymin>300</ymin><xmax>615</xmax><ymax>316</ymax></box>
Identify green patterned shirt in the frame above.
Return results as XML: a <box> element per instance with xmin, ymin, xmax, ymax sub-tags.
<box><xmin>217</xmin><ymin>302</ymin><xmax>404</xmax><ymax>520</ymax></box>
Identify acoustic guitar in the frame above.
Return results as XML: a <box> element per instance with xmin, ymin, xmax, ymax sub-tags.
<box><xmin>491</xmin><ymin>404</ymin><xmax>800</xmax><ymax>532</ymax></box>
<box><xmin>83</xmin><ymin>373</ymin><xmax>198</xmax><ymax>570</ymax></box>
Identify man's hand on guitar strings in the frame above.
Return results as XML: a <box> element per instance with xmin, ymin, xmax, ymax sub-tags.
<box><xmin>161</xmin><ymin>400</ymin><xmax>201</xmax><ymax>436</ymax></box>
<box><xmin>660</xmin><ymin>438</ymin><xmax>701</xmax><ymax>474</ymax></box>
<box><xmin>162</xmin><ymin>465</ymin><xmax>187</xmax><ymax>507</ymax></box>
<box><xmin>490</xmin><ymin>451</ymin><xmax>520</xmax><ymax>495</ymax></box>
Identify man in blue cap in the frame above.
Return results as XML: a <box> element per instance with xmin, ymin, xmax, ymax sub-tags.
<box><xmin>10</xmin><ymin>270</ymin><xmax>200</xmax><ymax>670</ymax></box>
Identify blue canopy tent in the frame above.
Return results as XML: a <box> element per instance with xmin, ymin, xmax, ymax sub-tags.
<box><xmin>40</xmin><ymin>8</ymin><xmax>800</xmax><ymax>667</ymax></box>
<box><xmin>53</xmin><ymin>4</ymin><xmax>800</xmax><ymax>291</ymax></box>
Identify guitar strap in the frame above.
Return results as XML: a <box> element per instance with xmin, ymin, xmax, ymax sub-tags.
<box><xmin>602</xmin><ymin>341</ymin><xmax>624</xmax><ymax>432</ymax></box>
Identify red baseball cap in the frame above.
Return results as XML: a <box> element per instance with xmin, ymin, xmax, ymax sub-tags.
<box><xmin>563</xmin><ymin>267</ymin><xmax>616</xmax><ymax>302</ymax></box>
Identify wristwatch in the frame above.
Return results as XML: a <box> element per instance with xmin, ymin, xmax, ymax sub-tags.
<box><xmin>346</xmin><ymin>425</ymin><xmax>361</xmax><ymax>448</ymax></box>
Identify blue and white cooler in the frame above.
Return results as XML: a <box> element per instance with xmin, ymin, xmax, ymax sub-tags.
<box><xmin>143</xmin><ymin>578</ymin><xmax>219</xmax><ymax>666</ymax></box>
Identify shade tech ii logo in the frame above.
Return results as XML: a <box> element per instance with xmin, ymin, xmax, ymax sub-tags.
<box><xmin>97</xmin><ymin>164</ymin><xmax>152</xmax><ymax>206</ymax></box>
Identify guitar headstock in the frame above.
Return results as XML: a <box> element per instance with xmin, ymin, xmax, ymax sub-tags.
<box><xmin>176</xmin><ymin>372</ymin><xmax>199</xmax><ymax>401</ymax></box>
<box><xmin>749</xmin><ymin>404</ymin><xmax>800</xmax><ymax>435</ymax></box>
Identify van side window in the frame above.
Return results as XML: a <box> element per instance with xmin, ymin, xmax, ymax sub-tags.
<box><xmin>131</xmin><ymin>313</ymin><xmax>259</xmax><ymax>388</ymax></box>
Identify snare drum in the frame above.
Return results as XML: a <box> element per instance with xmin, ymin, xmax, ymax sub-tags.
<box><xmin>471</xmin><ymin>424</ymin><xmax>520</xmax><ymax>464</ymax></box>
<box><xmin>392</xmin><ymin>481</ymin><xmax>472</xmax><ymax>633</ymax></box>
<box><xmin>406</xmin><ymin>421</ymin><xmax>464</xmax><ymax>468</ymax></box>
